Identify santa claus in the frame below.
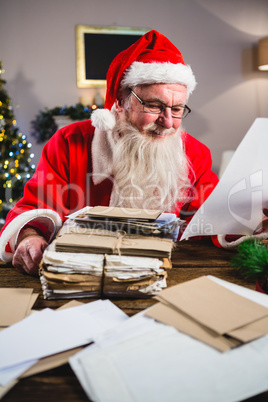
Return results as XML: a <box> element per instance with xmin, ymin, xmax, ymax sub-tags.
<box><xmin>1</xmin><ymin>30</ymin><xmax>265</xmax><ymax>275</ymax></box>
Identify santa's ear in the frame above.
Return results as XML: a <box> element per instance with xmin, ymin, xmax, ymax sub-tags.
<box><xmin>114</xmin><ymin>98</ymin><xmax>124</xmax><ymax>112</ymax></box>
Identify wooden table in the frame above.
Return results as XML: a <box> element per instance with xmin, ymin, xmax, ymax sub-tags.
<box><xmin>1</xmin><ymin>238</ymin><xmax>267</xmax><ymax>401</ymax></box>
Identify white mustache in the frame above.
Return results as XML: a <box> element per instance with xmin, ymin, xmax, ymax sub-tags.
<box><xmin>144</xmin><ymin>122</ymin><xmax>176</xmax><ymax>137</ymax></box>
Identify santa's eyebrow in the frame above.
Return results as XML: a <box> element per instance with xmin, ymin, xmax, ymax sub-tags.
<box><xmin>144</xmin><ymin>96</ymin><xmax>185</xmax><ymax>107</ymax></box>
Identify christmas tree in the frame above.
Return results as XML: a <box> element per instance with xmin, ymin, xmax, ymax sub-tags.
<box><xmin>0</xmin><ymin>62</ymin><xmax>35</xmax><ymax>222</ymax></box>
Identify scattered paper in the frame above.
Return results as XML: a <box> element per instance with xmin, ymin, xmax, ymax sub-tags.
<box><xmin>147</xmin><ymin>301</ymin><xmax>240</xmax><ymax>352</ymax></box>
<box><xmin>70</xmin><ymin>277</ymin><xmax>268</xmax><ymax>402</ymax></box>
<box><xmin>20</xmin><ymin>347</ymin><xmax>84</xmax><ymax>379</ymax></box>
<box><xmin>0</xmin><ymin>379</ymin><xmax>18</xmax><ymax>400</ymax></box>
<box><xmin>154</xmin><ymin>276</ymin><xmax>268</xmax><ymax>335</ymax></box>
<box><xmin>208</xmin><ymin>275</ymin><xmax>268</xmax><ymax>307</ymax></box>
<box><xmin>18</xmin><ymin>301</ymin><xmax>85</xmax><ymax>379</ymax></box>
<box><xmin>0</xmin><ymin>288</ymin><xmax>38</xmax><ymax>327</ymax></box>
<box><xmin>0</xmin><ymin>360</ymin><xmax>38</xmax><ymax>388</ymax></box>
<box><xmin>0</xmin><ymin>300</ymin><xmax>127</xmax><ymax>386</ymax></box>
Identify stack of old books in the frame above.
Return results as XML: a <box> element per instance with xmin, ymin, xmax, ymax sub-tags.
<box><xmin>40</xmin><ymin>206</ymin><xmax>181</xmax><ymax>299</ymax></box>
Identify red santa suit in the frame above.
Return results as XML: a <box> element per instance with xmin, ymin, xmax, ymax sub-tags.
<box><xmin>0</xmin><ymin>112</ymin><xmax>219</xmax><ymax>262</ymax></box>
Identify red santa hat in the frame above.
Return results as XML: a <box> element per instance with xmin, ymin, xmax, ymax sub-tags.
<box><xmin>91</xmin><ymin>30</ymin><xmax>196</xmax><ymax>130</ymax></box>
<box><xmin>105</xmin><ymin>29</ymin><xmax>196</xmax><ymax>109</ymax></box>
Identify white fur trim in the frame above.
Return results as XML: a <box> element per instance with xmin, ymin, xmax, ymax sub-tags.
<box><xmin>91</xmin><ymin>108</ymin><xmax>116</xmax><ymax>131</ymax></box>
<box><xmin>217</xmin><ymin>233</ymin><xmax>268</xmax><ymax>249</ymax></box>
<box><xmin>91</xmin><ymin>127</ymin><xmax>116</xmax><ymax>185</ymax></box>
<box><xmin>121</xmin><ymin>61</ymin><xmax>197</xmax><ymax>98</ymax></box>
<box><xmin>0</xmin><ymin>209</ymin><xmax>62</xmax><ymax>262</ymax></box>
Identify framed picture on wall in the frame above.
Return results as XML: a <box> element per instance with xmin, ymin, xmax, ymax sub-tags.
<box><xmin>76</xmin><ymin>25</ymin><xmax>149</xmax><ymax>88</ymax></box>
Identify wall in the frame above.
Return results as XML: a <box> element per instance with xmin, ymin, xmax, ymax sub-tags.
<box><xmin>0</xmin><ymin>0</ymin><xmax>268</xmax><ymax>172</ymax></box>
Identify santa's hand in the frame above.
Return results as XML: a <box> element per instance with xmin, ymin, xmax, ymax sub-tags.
<box><xmin>12</xmin><ymin>228</ymin><xmax>48</xmax><ymax>275</ymax></box>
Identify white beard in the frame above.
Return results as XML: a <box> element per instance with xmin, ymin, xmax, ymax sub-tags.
<box><xmin>109</xmin><ymin>120</ymin><xmax>192</xmax><ymax>212</ymax></box>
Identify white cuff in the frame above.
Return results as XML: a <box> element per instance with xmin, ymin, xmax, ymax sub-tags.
<box><xmin>0</xmin><ymin>209</ymin><xmax>62</xmax><ymax>262</ymax></box>
<box><xmin>217</xmin><ymin>232</ymin><xmax>268</xmax><ymax>249</ymax></box>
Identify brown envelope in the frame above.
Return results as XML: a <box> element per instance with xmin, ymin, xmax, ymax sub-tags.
<box><xmin>27</xmin><ymin>294</ymin><xmax>39</xmax><ymax>316</ymax></box>
<box><xmin>146</xmin><ymin>301</ymin><xmax>241</xmax><ymax>352</ymax></box>
<box><xmin>84</xmin><ymin>206</ymin><xmax>161</xmax><ymax>221</ymax></box>
<box><xmin>55</xmin><ymin>233</ymin><xmax>173</xmax><ymax>258</ymax></box>
<box><xmin>0</xmin><ymin>288</ymin><xmax>38</xmax><ymax>327</ymax></box>
<box><xmin>156</xmin><ymin>276</ymin><xmax>268</xmax><ymax>335</ymax></box>
<box><xmin>227</xmin><ymin>316</ymin><xmax>268</xmax><ymax>342</ymax></box>
<box><xmin>55</xmin><ymin>233</ymin><xmax>116</xmax><ymax>254</ymax></box>
<box><xmin>57</xmin><ymin>300</ymin><xmax>84</xmax><ymax>309</ymax></box>
<box><xmin>20</xmin><ymin>347</ymin><xmax>84</xmax><ymax>378</ymax></box>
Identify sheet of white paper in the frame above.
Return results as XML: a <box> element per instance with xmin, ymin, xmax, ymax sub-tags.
<box><xmin>69</xmin><ymin>312</ymin><xmax>161</xmax><ymax>399</ymax></box>
<box><xmin>0</xmin><ymin>360</ymin><xmax>38</xmax><ymax>387</ymax></box>
<box><xmin>70</xmin><ymin>277</ymin><xmax>268</xmax><ymax>402</ymax></box>
<box><xmin>78</xmin><ymin>327</ymin><xmax>268</xmax><ymax>402</ymax></box>
<box><xmin>181</xmin><ymin>118</ymin><xmax>268</xmax><ymax>240</ymax></box>
<box><xmin>0</xmin><ymin>300</ymin><xmax>127</xmax><ymax>382</ymax></box>
<box><xmin>67</xmin><ymin>206</ymin><xmax>93</xmax><ymax>219</ymax></box>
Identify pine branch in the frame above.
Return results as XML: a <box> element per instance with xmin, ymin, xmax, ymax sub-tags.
<box><xmin>231</xmin><ymin>239</ymin><xmax>268</xmax><ymax>279</ymax></box>
<box><xmin>30</xmin><ymin>103</ymin><xmax>96</xmax><ymax>143</ymax></box>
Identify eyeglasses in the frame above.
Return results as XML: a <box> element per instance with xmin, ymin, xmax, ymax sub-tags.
<box><xmin>130</xmin><ymin>89</ymin><xmax>191</xmax><ymax>119</ymax></box>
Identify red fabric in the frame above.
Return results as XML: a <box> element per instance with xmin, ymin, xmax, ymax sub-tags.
<box><xmin>0</xmin><ymin>120</ymin><xmax>218</xmax><ymax>238</ymax></box>
<box><xmin>256</xmin><ymin>280</ymin><xmax>266</xmax><ymax>294</ymax></box>
<box><xmin>105</xmin><ymin>30</ymin><xmax>186</xmax><ymax>110</ymax></box>
<box><xmin>211</xmin><ymin>235</ymin><xmax>222</xmax><ymax>248</ymax></box>
<box><xmin>177</xmin><ymin>132</ymin><xmax>219</xmax><ymax>223</ymax></box>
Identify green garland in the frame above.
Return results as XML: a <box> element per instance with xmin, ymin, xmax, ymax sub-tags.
<box><xmin>231</xmin><ymin>239</ymin><xmax>268</xmax><ymax>292</ymax></box>
<box><xmin>31</xmin><ymin>103</ymin><xmax>96</xmax><ymax>143</ymax></box>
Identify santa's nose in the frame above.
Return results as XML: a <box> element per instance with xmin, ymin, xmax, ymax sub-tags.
<box><xmin>156</xmin><ymin>108</ymin><xmax>173</xmax><ymax>129</ymax></box>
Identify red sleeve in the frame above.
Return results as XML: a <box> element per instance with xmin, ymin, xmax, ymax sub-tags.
<box><xmin>1</xmin><ymin>130</ymin><xmax>69</xmax><ymax>231</ymax></box>
<box><xmin>178</xmin><ymin>132</ymin><xmax>219</xmax><ymax>224</ymax></box>
<box><xmin>1</xmin><ymin>120</ymin><xmax>94</xmax><ymax>236</ymax></box>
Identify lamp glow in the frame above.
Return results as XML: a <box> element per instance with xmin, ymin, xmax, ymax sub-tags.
<box><xmin>258</xmin><ymin>37</ymin><xmax>268</xmax><ymax>71</ymax></box>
